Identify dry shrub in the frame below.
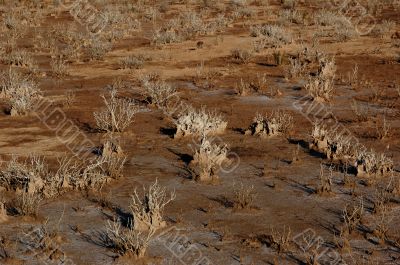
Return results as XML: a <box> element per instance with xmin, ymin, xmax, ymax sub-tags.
<box><xmin>1</xmin><ymin>50</ymin><xmax>36</xmax><ymax>70</ymax></box>
<box><xmin>372</xmin><ymin>205</ymin><xmax>392</xmax><ymax>244</ymax></box>
<box><xmin>0</xmin><ymin>202</ymin><xmax>7</xmax><ymax>222</ymax></box>
<box><xmin>141</xmin><ymin>78</ymin><xmax>176</xmax><ymax>108</ymax></box>
<box><xmin>371</xmin><ymin>20</ymin><xmax>395</xmax><ymax>38</ymax></box>
<box><xmin>278</xmin><ymin>9</ymin><xmax>304</xmax><ymax>25</ymax></box>
<box><xmin>0</xmin><ymin>151</ymin><xmax>127</xmax><ymax>199</ymax></box>
<box><xmin>231</xmin><ymin>48</ymin><xmax>253</xmax><ymax>64</ymax></box>
<box><xmin>103</xmin><ymin>220</ymin><xmax>155</xmax><ymax>258</ymax></box>
<box><xmin>310</xmin><ymin>123</ymin><xmax>353</xmax><ymax>161</ymax></box>
<box><xmin>12</xmin><ymin>190</ymin><xmax>42</xmax><ymax>217</ymax></box>
<box><xmin>269</xmin><ymin>226</ymin><xmax>292</xmax><ymax>254</ymax></box>
<box><xmin>314</xmin><ymin>10</ymin><xmax>358</xmax><ymax>41</ymax></box>
<box><xmin>20</xmin><ymin>221</ymin><xmax>64</xmax><ymax>259</ymax></box>
<box><xmin>94</xmin><ymin>89</ymin><xmax>139</xmax><ymax>132</ymax></box>
<box><xmin>151</xmin><ymin>11</ymin><xmax>227</xmax><ymax>45</ymax></box>
<box><xmin>233</xmin><ymin>182</ymin><xmax>256</xmax><ymax>209</ymax></box>
<box><xmin>119</xmin><ymin>55</ymin><xmax>144</xmax><ymax>69</ymax></box>
<box><xmin>0</xmin><ymin>155</ymin><xmax>48</xmax><ymax>194</ymax></box>
<box><xmin>375</xmin><ymin>116</ymin><xmax>391</xmax><ymax>140</ymax></box>
<box><xmin>355</xmin><ymin>150</ymin><xmax>393</xmax><ymax>177</ymax></box>
<box><xmin>0</xmin><ymin>69</ymin><xmax>42</xmax><ymax>116</ymax></box>
<box><xmin>342</xmin><ymin>199</ymin><xmax>364</xmax><ymax>235</ymax></box>
<box><xmin>86</xmin><ymin>39</ymin><xmax>113</xmax><ymax>61</ymax></box>
<box><xmin>190</xmin><ymin>138</ymin><xmax>228</xmax><ymax>182</ymax></box>
<box><xmin>235</xmin><ymin>78</ymin><xmax>251</xmax><ymax>96</ymax></box>
<box><xmin>174</xmin><ymin>107</ymin><xmax>227</xmax><ymax>138</ymax></box>
<box><xmin>316</xmin><ymin>165</ymin><xmax>333</xmax><ymax>196</ymax></box>
<box><xmin>245</xmin><ymin>110</ymin><xmax>293</xmax><ymax>137</ymax></box>
<box><xmin>250</xmin><ymin>24</ymin><xmax>292</xmax><ymax>48</ymax></box>
<box><xmin>304</xmin><ymin>57</ymin><xmax>336</xmax><ymax>102</ymax></box>
<box><xmin>130</xmin><ymin>180</ymin><xmax>175</xmax><ymax>231</ymax></box>
<box><xmin>333</xmin><ymin>229</ymin><xmax>351</xmax><ymax>254</ymax></box>
<box><xmin>286</xmin><ymin>57</ymin><xmax>306</xmax><ymax>79</ymax></box>
<box><xmin>50</xmin><ymin>56</ymin><xmax>69</xmax><ymax>77</ymax></box>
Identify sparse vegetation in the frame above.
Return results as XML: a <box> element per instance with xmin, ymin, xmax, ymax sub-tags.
<box><xmin>0</xmin><ymin>69</ymin><xmax>42</xmax><ymax>116</ymax></box>
<box><xmin>130</xmin><ymin>180</ymin><xmax>175</xmax><ymax>231</ymax></box>
<box><xmin>245</xmin><ymin>110</ymin><xmax>293</xmax><ymax>137</ymax></box>
<box><xmin>94</xmin><ymin>88</ymin><xmax>139</xmax><ymax>132</ymax></box>
<box><xmin>0</xmin><ymin>1</ymin><xmax>398</xmax><ymax>263</ymax></box>
<box><xmin>189</xmin><ymin>138</ymin><xmax>228</xmax><ymax>182</ymax></box>
<box><xmin>174</xmin><ymin>107</ymin><xmax>227</xmax><ymax>138</ymax></box>
<box><xmin>233</xmin><ymin>182</ymin><xmax>256</xmax><ymax>209</ymax></box>
<box><xmin>103</xmin><ymin>220</ymin><xmax>155</xmax><ymax>258</ymax></box>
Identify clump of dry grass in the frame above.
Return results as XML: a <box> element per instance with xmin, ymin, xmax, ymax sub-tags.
<box><xmin>94</xmin><ymin>89</ymin><xmax>139</xmax><ymax>132</ymax></box>
<box><xmin>141</xmin><ymin>77</ymin><xmax>176</xmax><ymax>108</ymax></box>
<box><xmin>86</xmin><ymin>39</ymin><xmax>113</xmax><ymax>61</ymax></box>
<box><xmin>245</xmin><ymin>110</ymin><xmax>293</xmax><ymax>137</ymax></box>
<box><xmin>174</xmin><ymin>106</ymin><xmax>227</xmax><ymax>138</ymax></box>
<box><xmin>0</xmin><ymin>202</ymin><xmax>7</xmax><ymax>222</ymax></box>
<box><xmin>233</xmin><ymin>182</ymin><xmax>256</xmax><ymax>209</ymax></box>
<box><xmin>0</xmin><ymin>69</ymin><xmax>42</xmax><ymax>116</ymax></box>
<box><xmin>130</xmin><ymin>180</ymin><xmax>175</xmax><ymax>231</ymax></box>
<box><xmin>0</xmin><ymin>149</ymin><xmax>128</xmax><ymax>200</ymax></box>
<box><xmin>305</xmin><ymin>57</ymin><xmax>336</xmax><ymax>102</ymax></box>
<box><xmin>269</xmin><ymin>226</ymin><xmax>292</xmax><ymax>254</ymax></box>
<box><xmin>189</xmin><ymin>138</ymin><xmax>228</xmax><ymax>183</ymax></box>
<box><xmin>231</xmin><ymin>48</ymin><xmax>253</xmax><ymax>64</ymax></box>
<box><xmin>0</xmin><ymin>155</ymin><xmax>48</xmax><ymax>194</ymax></box>
<box><xmin>103</xmin><ymin>220</ymin><xmax>155</xmax><ymax>259</ymax></box>
<box><xmin>1</xmin><ymin>50</ymin><xmax>37</xmax><ymax>70</ymax></box>
<box><xmin>250</xmin><ymin>24</ymin><xmax>292</xmax><ymax>48</ymax></box>
<box><xmin>50</xmin><ymin>56</ymin><xmax>69</xmax><ymax>77</ymax></box>
<box><xmin>310</xmin><ymin>123</ymin><xmax>354</xmax><ymax>161</ymax></box>
<box><xmin>342</xmin><ymin>199</ymin><xmax>364</xmax><ymax>235</ymax></box>
<box><xmin>12</xmin><ymin>190</ymin><xmax>42</xmax><ymax>217</ymax></box>
<box><xmin>119</xmin><ymin>55</ymin><xmax>145</xmax><ymax>69</ymax></box>
<box><xmin>316</xmin><ymin>165</ymin><xmax>333</xmax><ymax>196</ymax></box>
<box><xmin>355</xmin><ymin>150</ymin><xmax>393</xmax><ymax>177</ymax></box>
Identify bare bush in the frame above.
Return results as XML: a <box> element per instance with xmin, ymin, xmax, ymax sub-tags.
<box><xmin>355</xmin><ymin>150</ymin><xmax>393</xmax><ymax>177</ymax></box>
<box><xmin>245</xmin><ymin>111</ymin><xmax>293</xmax><ymax>137</ymax></box>
<box><xmin>86</xmin><ymin>39</ymin><xmax>113</xmax><ymax>61</ymax></box>
<box><xmin>94</xmin><ymin>89</ymin><xmax>139</xmax><ymax>132</ymax></box>
<box><xmin>141</xmin><ymin>78</ymin><xmax>177</xmax><ymax>108</ymax></box>
<box><xmin>278</xmin><ymin>9</ymin><xmax>304</xmax><ymax>25</ymax></box>
<box><xmin>231</xmin><ymin>48</ymin><xmax>253</xmax><ymax>64</ymax></box>
<box><xmin>50</xmin><ymin>56</ymin><xmax>69</xmax><ymax>77</ymax></box>
<box><xmin>174</xmin><ymin>107</ymin><xmax>227</xmax><ymax>138</ymax></box>
<box><xmin>103</xmin><ymin>220</ymin><xmax>155</xmax><ymax>258</ymax></box>
<box><xmin>342</xmin><ymin>200</ymin><xmax>364</xmax><ymax>235</ymax></box>
<box><xmin>375</xmin><ymin>116</ymin><xmax>391</xmax><ymax>140</ymax></box>
<box><xmin>151</xmin><ymin>11</ymin><xmax>227</xmax><ymax>45</ymax></box>
<box><xmin>0</xmin><ymin>155</ymin><xmax>48</xmax><ymax>194</ymax></box>
<box><xmin>1</xmin><ymin>50</ymin><xmax>36</xmax><ymax>70</ymax></box>
<box><xmin>269</xmin><ymin>226</ymin><xmax>292</xmax><ymax>254</ymax></box>
<box><xmin>233</xmin><ymin>182</ymin><xmax>256</xmax><ymax>209</ymax></box>
<box><xmin>0</xmin><ymin>202</ymin><xmax>7</xmax><ymax>222</ymax></box>
<box><xmin>12</xmin><ymin>190</ymin><xmax>42</xmax><ymax>216</ymax></box>
<box><xmin>305</xmin><ymin>57</ymin><xmax>336</xmax><ymax>102</ymax></box>
<box><xmin>0</xmin><ymin>69</ymin><xmax>42</xmax><ymax>116</ymax></box>
<box><xmin>130</xmin><ymin>180</ymin><xmax>175</xmax><ymax>231</ymax></box>
<box><xmin>316</xmin><ymin>165</ymin><xmax>333</xmax><ymax>196</ymax></box>
<box><xmin>190</xmin><ymin>138</ymin><xmax>228</xmax><ymax>182</ymax></box>
<box><xmin>286</xmin><ymin>57</ymin><xmax>305</xmax><ymax>79</ymax></box>
<box><xmin>310</xmin><ymin>123</ymin><xmax>354</xmax><ymax>160</ymax></box>
<box><xmin>250</xmin><ymin>24</ymin><xmax>292</xmax><ymax>48</ymax></box>
<box><xmin>119</xmin><ymin>55</ymin><xmax>144</xmax><ymax>69</ymax></box>
<box><xmin>235</xmin><ymin>78</ymin><xmax>251</xmax><ymax>96</ymax></box>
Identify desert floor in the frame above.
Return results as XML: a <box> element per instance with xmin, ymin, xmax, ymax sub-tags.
<box><xmin>0</xmin><ymin>1</ymin><xmax>399</xmax><ymax>265</ymax></box>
